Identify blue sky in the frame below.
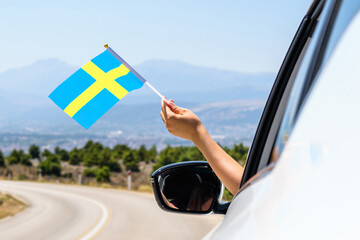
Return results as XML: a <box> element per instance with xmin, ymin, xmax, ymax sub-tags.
<box><xmin>0</xmin><ymin>0</ymin><xmax>311</xmax><ymax>73</ymax></box>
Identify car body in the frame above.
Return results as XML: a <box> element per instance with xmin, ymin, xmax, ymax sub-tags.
<box><xmin>153</xmin><ymin>0</ymin><xmax>360</xmax><ymax>239</ymax></box>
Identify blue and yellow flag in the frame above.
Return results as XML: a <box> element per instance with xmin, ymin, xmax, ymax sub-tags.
<box><xmin>49</xmin><ymin>46</ymin><xmax>145</xmax><ymax>129</ymax></box>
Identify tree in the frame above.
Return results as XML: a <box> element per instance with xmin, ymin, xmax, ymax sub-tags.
<box><xmin>42</xmin><ymin>149</ymin><xmax>52</xmax><ymax>158</ymax></box>
<box><xmin>47</xmin><ymin>154</ymin><xmax>59</xmax><ymax>163</ymax></box>
<box><xmin>58</xmin><ymin>149</ymin><xmax>70</xmax><ymax>161</ymax></box>
<box><xmin>97</xmin><ymin>148</ymin><xmax>111</xmax><ymax>167</ymax></box>
<box><xmin>19</xmin><ymin>150</ymin><xmax>32</xmax><ymax>166</ymax></box>
<box><xmin>186</xmin><ymin>146</ymin><xmax>205</xmax><ymax>161</ymax></box>
<box><xmin>0</xmin><ymin>149</ymin><xmax>5</xmax><ymax>167</ymax></box>
<box><xmin>96</xmin><ymin>166</ymin><xmax>110</xmax><ymax>182</ymax></box>
<box><xmin>53</xmin><ymin>147</ymin><xmax>70</xmax><ymax>161</ymax></box>
<box><xmin>153</xmin><ymin>146</ymin><xmax>183</xmax><ymax>170</ymax></box>
<box><xmin>69</xmin><ymin>148</ymin><xmax>81</xmax><ymax>165</ymax></box>
<box><xmin>122</xmin><ymin>151</ymin><xmax>139</xmax><ymax>171</ymax></box>
<box><xmin>92</xmin><ymin>142</ymin><xmax>104</xmax><ymax>153</ymax></box>
<box><xmin>29</xmin><ymin>144</ymin><xmax>40</xmax><ymax>159</ymax></box>
<box><xmin>112</xmin><ymin>144</ymin><xmax>130</xmax><ymax>159</ymax></box>
<box><xmin>229</xmin><ymin>143</ymin><xmax>249</xmax><ymax>165</ymax></box>
<box><xmin>7</xmin><ymin>149</ymin><xmax>31</xmax><ymax>166</ymax></box>
<box><xmin>148</xmin><ymin>145</ymin><xmax>157</xmax><ymax>163</ymax></box>
<box><xmin>7</xmin><ymin>150</ymin><xmax>20</xmax><ymax>165</ymax></box>
<box><xmin>54</xmin><ymin>146</ymin><xmax>61</xmax><ymax>155</ymax></box>
<box><xmin>84</xmin><ymin>140</ymin><xmax>94</xmax><ymax>150</ymax></box>
<box><xmin>136</xmin><ymin>145</ymin><xmax>148</xmax><ymax>162</ymax></box>
<box><xmin>83</xmin><ymin>152</ymin><xmax>96</xmax><ymax>167</ymax></box>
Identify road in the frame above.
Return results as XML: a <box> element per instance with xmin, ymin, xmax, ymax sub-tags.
<box><xmin>0</xmin><ymin>181</ymin><xmax>222</xmax><ymax>240</ymax></box>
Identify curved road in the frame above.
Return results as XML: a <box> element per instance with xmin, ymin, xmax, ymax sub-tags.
<box><xmin>0</xmin><ymin>181</ymin><xmax>222</xmax><ymax>240</ymax></box>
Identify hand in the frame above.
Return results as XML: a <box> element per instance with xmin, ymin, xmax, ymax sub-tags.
<box><xmin>160</xmin><ymin>99</ymin><xmax>244</xmax><ymax>194</ymax></box>
<box><xmin>160</xmin><ymin>99</ymin><xmax>205</xmax><ymax>142</ymax></box>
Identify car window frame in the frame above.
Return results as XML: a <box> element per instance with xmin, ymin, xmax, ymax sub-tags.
<box><xmin>270</xmin><ymin>0</ymin><xmax>360</xmax><ymax>167</ymax></box>
<box><xmin>239</xmin><ymin>0</ymin><xmax>334</xmax><ymax>188</ymax></box>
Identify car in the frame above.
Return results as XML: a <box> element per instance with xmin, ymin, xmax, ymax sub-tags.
<box><xmin>152</xmin><ymin>0</ymin><xmax>360</xmax><ymax>239</ymax></box>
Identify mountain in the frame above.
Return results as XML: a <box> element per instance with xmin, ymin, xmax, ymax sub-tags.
<box><xmin>126</xmin><ymin>60</ymin><xmax>274</xmax><ymax>104</ymax></box>
<box><xmin>0</xmin><ymin>58</ymin><xmax>274</xmax><ymax>151</ymax></box>
<box><xmin>0</xmin><ymin>59</ymin><xmax>77</xmax><ymax>108</ymax></box>
<box><xmin>0</xmin><ymin>58</ymin><xmax>275</xmax><ymax>109</ymax></box>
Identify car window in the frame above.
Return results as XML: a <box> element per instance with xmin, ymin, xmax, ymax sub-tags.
<box><xmin>270</xmin><ymin>0</ymin><xmax>360</xmax><ymax>163</ymax></box>
<box><xmin>240</xmin><ymin>1</ymin><xmax>327</xmax><ymax>185</ymax></box>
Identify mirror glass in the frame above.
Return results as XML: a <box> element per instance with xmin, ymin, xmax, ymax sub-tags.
<box><xmin>157</xmin><ymin>166</ymin><xmax>220</xmax><ymax>212</ymax></box>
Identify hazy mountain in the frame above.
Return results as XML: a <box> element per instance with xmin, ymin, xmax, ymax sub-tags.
<box><xmin>0</xmin><ymin>58</ymin><xmax>274</xmax><ymax>151</ymax></box>
<box><xmin>127</xmin><ymin>60</ymin><xmax>274</xmax><ymax>104</ymax></box>
<box><xmin>0</xmin><ymin>58</ymin><xmax>274</xmax><ymax>109</ymax></box>
<box><xmin>0</xmin><ymin>59</ymin><xmax>77</xmax><ymax>108</ymax></box>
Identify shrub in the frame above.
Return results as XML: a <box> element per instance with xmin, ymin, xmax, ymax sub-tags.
<box><xmin>84</xmin><ymin>168</ymin><xmax>97</xmax><ymax>178</ymax></box>
<box><xmin>96</xmin><ymin>166</ymin><xmax>110</xmax><ymax>183</ymax></box>
<box><xmin>62</xmin><ymin>172</ymin><xmax>72</xmax><ymax>178</ymax></box>
<box><xmin>122</xmin><ymin>151</ymin><xmax>139</xmax><ymax>172</ymax></box>
<box><xmin>39</xmin><ymin>154</ymin><xmax>61</xmax><ymax>177</ymax></box>
<box><xmin>107</xmin><ymin>160</ymin><xmax>121</xmax><ymax>172</ymax></box>
<box><xmin>17</xmin><ymin>174</ymin><xmax>28</xmax><ymax>180</ymax></box>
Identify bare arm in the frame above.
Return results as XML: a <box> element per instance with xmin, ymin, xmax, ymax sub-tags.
<box><xmin>160</xmin><ymin>99</ymin><xmax>243</xmax><ymax>195</ymax></box>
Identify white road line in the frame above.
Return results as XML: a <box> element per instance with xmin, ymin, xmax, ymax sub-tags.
<box><xmin>0</xmin><ymin>183</ymin><xmax>110</xmax><ymax>240</ymax></box>
<box><xmin>78</xmin><ymin>197</ymin><xmax>110</xmax><ymax>240</ymax></box>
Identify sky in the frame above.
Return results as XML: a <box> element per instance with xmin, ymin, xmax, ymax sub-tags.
<box><xmin>0</xmin><ymin>0</ymin><xmax>312</xmax><ymax>74</ymax></box>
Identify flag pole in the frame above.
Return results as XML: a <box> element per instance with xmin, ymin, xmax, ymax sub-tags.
<box><xmin>105</xmin><ymin>44</ymin><xmax>169</xmax><ymax>104</ymax></box>
<box><xmin>144</xmin><ymin>81</ymin><xmax>169</xmax><ymax>103</ymax></box>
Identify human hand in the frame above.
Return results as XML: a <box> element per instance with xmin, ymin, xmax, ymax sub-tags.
<box><xmin>160</xmin><ymin>99</ymin><xmax>205</xmax><ymax>142</ymax></box>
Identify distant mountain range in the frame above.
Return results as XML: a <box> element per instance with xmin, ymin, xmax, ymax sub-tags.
<box><xmin>0</xmin><ymin>58</ymin><xmax>275</xmax><ymax>152</ymax></box>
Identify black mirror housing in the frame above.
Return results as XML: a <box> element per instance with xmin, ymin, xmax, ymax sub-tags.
<box><xmin>151</xmin><ymin>161</ymin><xmax>229</xmax><ymax>215</ymax></box>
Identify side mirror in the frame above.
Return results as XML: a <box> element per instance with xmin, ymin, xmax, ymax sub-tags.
<box><xmin>151</xmin><ymin>161</ymin><xmax>230</xmax><ymax>214</ymax></box>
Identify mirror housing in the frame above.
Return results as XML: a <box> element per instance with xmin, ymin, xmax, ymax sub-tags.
<box><xmin>151</xmin><ymin>161</ymin><xmax>230</xmax><ymax>215</ymax></box>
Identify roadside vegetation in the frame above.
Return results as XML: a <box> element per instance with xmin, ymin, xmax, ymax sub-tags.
<box><xmin>0</xmin><ymin>192</ymin><xmax>27</xmax><ymax>219</ymax></box>
<box><xmin>0</xmin><ymin>142</ymin><xmax>248</xmax><ymax>200</ymax></box>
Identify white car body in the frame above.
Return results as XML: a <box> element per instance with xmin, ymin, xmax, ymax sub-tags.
<box><xmin>208</xmin><ymin>1</ymin><xmax>360</xmax><ymax>239</ymax></box>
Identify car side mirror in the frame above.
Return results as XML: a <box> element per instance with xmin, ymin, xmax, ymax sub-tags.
<box><xmin>151</xmin><ymin>161</ymin><xmax>230</xmax><ymax>214</ymax></box>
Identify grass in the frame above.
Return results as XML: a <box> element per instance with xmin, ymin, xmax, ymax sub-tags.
<box><xmin>0</xmin><ymin>192</ymin><xmax>27</xmax><ymax>220</ymax></box>
<box><xmin>137</xmin><ymin>184</ymin><xmax>153</xmax><ymax>193</ymax></box>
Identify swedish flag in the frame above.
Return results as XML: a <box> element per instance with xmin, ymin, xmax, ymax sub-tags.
<box><xmin>49</xmin><ymin>47</ymin><xmax>145</xmax><ymax>129</ymax></box>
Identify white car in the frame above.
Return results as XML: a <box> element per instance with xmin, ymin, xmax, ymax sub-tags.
<box><xmin>152</xmin><ymin>0</ymin><xmax>360</xmax><ymax>239</ymax></box>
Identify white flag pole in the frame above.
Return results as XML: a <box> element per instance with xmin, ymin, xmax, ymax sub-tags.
<box><xmin>144</xmin><ymin>82</ymin><xmax>169</xmax><ymax>103</ymax></box>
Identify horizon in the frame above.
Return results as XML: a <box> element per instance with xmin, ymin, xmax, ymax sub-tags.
<box><xmin>0</xmin><ymin>57</ymin><xmax>278</xmax><ymax>75</ymax></box>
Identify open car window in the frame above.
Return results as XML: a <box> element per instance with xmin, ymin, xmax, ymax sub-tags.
<box><xmin>239</xmin><ymin>0</ymin><xmax>327</xmax><ymax>187</ymax></box>
<box><xmin>270</xmin><ymin>0</ymin><xmax>360</xmax><ymax>164</ymax></box>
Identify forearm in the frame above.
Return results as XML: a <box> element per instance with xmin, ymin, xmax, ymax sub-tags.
<box><xmin>193</xmin><ymin>125</ymin><xmax>244</xmax><ymax>195</ymax></box>
<box><xmin>160</xmin><ymin>100</ymin><xmax>243</xmax><ymax>194</ymax></box>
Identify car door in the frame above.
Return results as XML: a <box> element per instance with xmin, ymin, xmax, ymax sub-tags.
<box><xmin>207</xmin><ymin>0</ymin><xmax>350</xmax><ymax>238</ymax></box>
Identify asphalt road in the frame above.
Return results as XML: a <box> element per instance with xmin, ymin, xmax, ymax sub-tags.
<box><xmin>0</xmin><ymin>181</ymin><xmax>222</xmax><ymax>240</ymax></box>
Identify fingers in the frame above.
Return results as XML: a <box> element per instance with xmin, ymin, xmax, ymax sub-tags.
<box><xmin>160</xmin><ymin>111</ymin><xmax>166</xmax><ymax>124</ymax></box>
<box><xmin>167</xmin><ymin>99</ymin><xmax>184</xmax><ymax>115</ymax></box>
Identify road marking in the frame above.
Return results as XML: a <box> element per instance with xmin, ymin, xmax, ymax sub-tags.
<box><xmin>77</xmin><ymin>198</ymin><xmax>111</xmax><ymax>240</ymax></box>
